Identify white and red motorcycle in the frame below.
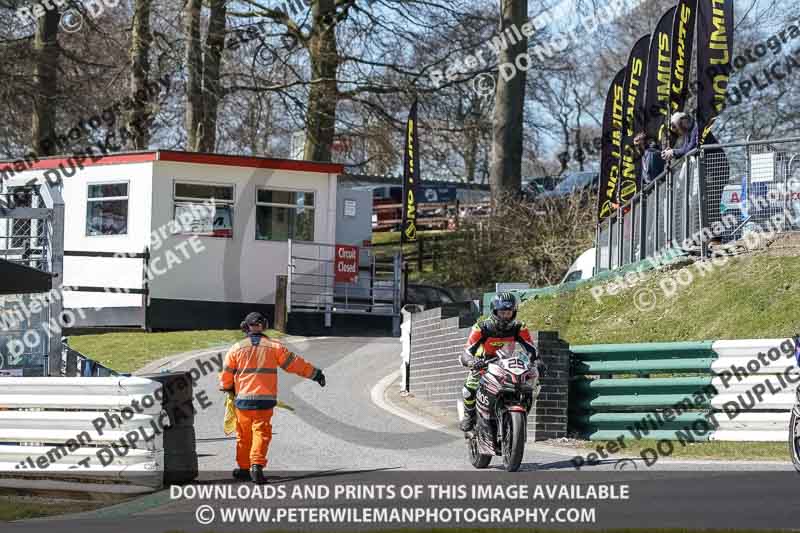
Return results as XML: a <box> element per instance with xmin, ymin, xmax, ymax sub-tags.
<box><xmin>465</xmin><ymin>342</ymin><xmax>541</xmax><ymax>472</ymax></box>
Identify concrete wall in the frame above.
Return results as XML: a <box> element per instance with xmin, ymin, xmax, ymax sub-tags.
<box><xmin>406</xmin><ymin>307</ymin><xmax>569</xmax><ymax>440</ymax></box>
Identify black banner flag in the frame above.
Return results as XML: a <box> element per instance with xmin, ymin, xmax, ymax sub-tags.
<box><xmin>697</xmin><ymin>0</ymin><xmax>734</xmax><ymax>143</ymax></box>
<box><xmin>401</xmin><ymin>100</ymin><xmax>420</xmax><ymax>243</ymax></box>
<box><xmin>598</xmin><ymin>69</ymin><xmax>627</xmax><ymax>221</ymax></box>
<box><xmin>618</xmin><ymin>35</ymin><xmax>650</xmax><ymax>205</ymax></box>
<box><xmin>669</xmin><ymin>0</ymin><xmax>697</xmax><ymax>121</ymax></box>
<box><xmin>644</xmin><ymin>6</ymin><xmax>677</xmax><ymax>145</ymax></box>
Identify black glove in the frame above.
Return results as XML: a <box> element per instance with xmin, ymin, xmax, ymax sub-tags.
<box><xmin>313</xmin><ymin>370</ymin><xmax>326</xmax><ymax>387</ymax></box>
<box><xmin>471</xmin><ymin>359</ymin><xmax>488</xmax><ymax>372</ymax></box>
<box><xmin>535</xmin><ymin>359</ymin><xmax>548</xmax><ymax>378</ymax></box>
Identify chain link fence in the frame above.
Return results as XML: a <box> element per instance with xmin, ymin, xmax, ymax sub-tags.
<box><xmin>597</xmin><ymin>137</ymin><xmax>800</xmax><ymax>272</ymax></box>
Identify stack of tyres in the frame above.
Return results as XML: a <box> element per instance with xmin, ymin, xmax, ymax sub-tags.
<box><xmin>140</xmin><ymin>371</ymin><xmax>199</xmax><ymax>485</ymax></box>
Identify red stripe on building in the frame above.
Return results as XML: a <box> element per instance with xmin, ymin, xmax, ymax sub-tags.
<box><xmin>2</xmin><ymin>151</ymin><xmax>343</xmax><ymax>175</ymax></box>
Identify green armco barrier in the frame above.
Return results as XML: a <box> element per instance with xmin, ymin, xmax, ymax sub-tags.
<box><xmin>573</xmin><ymin>393</ymin><xmax>714</xmax><ymax>410</ymax></box>
<box><xmin>575</xmin><ymin>411</ymin><xmax>713</xmax><ymax>427</ymax></box>
<box><xmin>572</xmin><ymin>376</ymin><xmax>713</xmax><ymax>393</ymax></box>
<box><xmin>586</xmin><ymin>429</ymin><xmax>713</xmax><ymax>442</ymax></box>
<box><xmin>572</xmin><ymin>358</ymin><xmax>716</xmax><ymax>374</ymax></box>
<box><xmin>571</xmin><ymin>341</ymin><xmax>714</xmax><ymax>360</ymax></box>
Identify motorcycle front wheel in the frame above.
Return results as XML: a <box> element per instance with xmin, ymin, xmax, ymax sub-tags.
<box><xmin>467</xmin><ymin>435</ymin><xmax>492</xmax><ymax>469</ymax></box>
<box><xmin>502</xmin><ymin>411</ymin><xmax>526</xmax><ymax>472</ymax></box>
<box><xmin>790</xmin><ymin>404</ymin><xmax>800</xmax><ymax>472</ymax></box>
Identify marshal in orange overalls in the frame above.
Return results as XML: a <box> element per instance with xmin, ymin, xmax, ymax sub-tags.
<box><xmin>219</xmin><ymin>335</ymin><xmax>322</xmax><ymax>469</ymax></box>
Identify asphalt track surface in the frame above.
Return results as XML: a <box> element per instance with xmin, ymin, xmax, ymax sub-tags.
<box><xmin>7</xmin><ymin>336</ymin><xmax>799</xmax><ymax>532</ymax></box>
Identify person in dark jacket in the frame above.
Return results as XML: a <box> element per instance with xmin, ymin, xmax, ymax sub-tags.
<box><xmin>635</xmin><ymin>132</ymin><xmax>665</xmax><ymax>186</ymax></box>
<box><xmin>661</xmin><ymin>112</ymin><xmax>698</xmax><ymax>161</ymax></box>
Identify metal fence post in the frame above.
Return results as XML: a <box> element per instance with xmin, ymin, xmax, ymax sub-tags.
<box><xmin>697</xmin><ymin>149</ymin><xmax>710</xmax><ymax>257</ymax></box>
<box><xmin>617</xmin><ymin>210</ymin><xmax>624</xmax><ymax>267</ymax></box>
<box><xmin>639</xmin><ymin>193</ymin><xmax>647</xmax><ymax>262</ymax></box>
<box><xmin>654</xmin><ymin>178</ymin><xmax>660</xmax><ymax>252</ymax></box>
<box><xmin>286</xmin><ymin>239</ymin><xmax>293</xmax><ymax>314</ymax></box>
<box><xmin>47</xmin><ymin>186</ymin><xmax>65</xmax><ymax>377</ymax></box>
<box><xmin>682</xmin><ymin>159</ymin><xmax>690</xmax><ymax>245</ymax></box>
<box><xmin>666</xmin><ymin>165</ymin><xmax>673</xmax><ymax>247</ymax></box>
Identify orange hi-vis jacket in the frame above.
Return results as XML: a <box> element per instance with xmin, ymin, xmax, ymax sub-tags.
<box><xmin>219</xmin><ymin>334</ymin><xmax>321</xmax><ymax>410</ymax></box>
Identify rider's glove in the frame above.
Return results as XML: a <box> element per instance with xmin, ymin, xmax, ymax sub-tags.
<box><xmin>312</xmin><ymin>370</ymin><xmax>326</xmax><ymax>387</ymax></box>
<box><xmin>471</xmin><ymin>359</ymin><xmax>488</xmax><ymax>372</ymax></box>
<box><xmin>535</xmin><ymin>359</ymin><xmax>549</xmax><ymax>378</ymax></box>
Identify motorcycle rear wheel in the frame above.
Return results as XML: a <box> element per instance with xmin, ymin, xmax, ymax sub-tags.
<box><xmin>790</xmin><ymin>404</ymin><xmax>800</xmax><ymax>472</ymax></box>
<box><xmin>502</xmin><ymin>411</ymin><xmax>526</xmax><ymax>472</ymax></box>
<box><xmin>467</xmin><ymin>435</ymin><xmax>492</xmax><ymax>469</ymax></box>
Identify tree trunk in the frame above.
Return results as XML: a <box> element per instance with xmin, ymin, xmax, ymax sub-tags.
<box><xmin>184</xmin><ymin>0</ymin><xmax>204</xmax><ymax>151</ymax></box>
<box><xmin>31</xmin><ymin>10</ymin><xmax>60</xmax><ymax>156</ymax></box>
<box><xmin>129</xmin><ymin>0</ymin><xmax>153</xmax><ymax>150</ymax></box>
<box><xmin>199</xmin><ymin>0</ymin><xmax>227</xmax><ymax>153</ymax></box>
<box><xmin>489</xmin><ymin>0</ymin><xmax>528</xmax><ymax>200</ymax></box>
<box><xmin>464</xmin><ymin>117</ymin><xmax>479</xmax><ymax>183</ymax></box>
<box><xmin>304</xmin><ymin>0</ymin><xmax>339</xmax><ymax>162</ymax></box>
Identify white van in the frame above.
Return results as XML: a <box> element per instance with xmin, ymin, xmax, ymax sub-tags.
<box><xmin>561</xmin><ymin>247</ymin><xmax>596</xmax><ymax>284</ymax></box>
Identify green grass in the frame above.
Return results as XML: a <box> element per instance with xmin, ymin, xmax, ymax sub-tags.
<box><xmin>68</xmin><ymin>329</ymin><xmax>284</xmax><ymax>373</ymax></box>
<box><xmin>582</xmin><ymin>439</ymin><xmax>788</xmax><ymax>461</ymax></box>
<box><xmin>0</xmin><ymin>497</ymin><xmax>102</xmax><ymax>521</ymax></box>
<box><xmin>517</xmin><ymin>256</ymin><xmax>800</xmax><ymax>345</ymax></box>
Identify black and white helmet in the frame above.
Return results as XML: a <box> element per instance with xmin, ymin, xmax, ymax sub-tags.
<box><xmin>490</xmin><ymin>292</ymin><xmax>518</xmax><ymax>327</ymax></box>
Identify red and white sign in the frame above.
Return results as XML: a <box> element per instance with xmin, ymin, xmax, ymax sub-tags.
<box><xmin>334</xmin><ymin>245</ymin><xmax>359</xmax><ymax>283</ymax></box>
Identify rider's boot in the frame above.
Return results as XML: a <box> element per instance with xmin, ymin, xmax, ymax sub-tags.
<box><xmin>459</xmin><ymin>407</ymin><xmax>477</xmax><ymax>432</ymax></box>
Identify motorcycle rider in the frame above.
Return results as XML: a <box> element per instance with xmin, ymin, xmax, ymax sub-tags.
<box><xmin>459</xmin><ymin>292</ymin><xmax>547</xmax><ymax>432</ymax></box>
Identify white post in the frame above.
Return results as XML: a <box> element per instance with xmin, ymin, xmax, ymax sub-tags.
<box><xmin>286</xmin><ymin>239</ymin><xmax>293</xmax><ymax>314</ymax></box>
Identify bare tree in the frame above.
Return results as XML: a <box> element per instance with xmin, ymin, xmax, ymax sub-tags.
<box><xmin>32</xmin><ymin>10</ymin><xmax>59</xmax><ymax>156</ymax></box>
<box><xmin>489</xmin><ymin>0</ymin><xmax>528</xmax><ymax>199</ymax></box>
<box><xmin>130</xmin><ymin>0</ymin><xmax>153</xmax><ymax>150</ymax></box>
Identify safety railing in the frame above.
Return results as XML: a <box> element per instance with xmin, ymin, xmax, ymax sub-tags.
<box><xmin>597</xmin><ymin>136</ymin><xmax>800</xmax><ymax>272</ymax></box>
<box><xmin>287</xmin><ymin>240</ymin><xmax>402</xmax><ymax>318</ymax></box>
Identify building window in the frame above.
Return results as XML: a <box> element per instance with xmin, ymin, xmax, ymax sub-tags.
<box><xmin>86</xmin><ymin>182</ymin><xmax>128</xmax><ymax>236</ymax></box>
<box><xmin>255</xmin><ymin>189</ymin><xmax>315</xmax><ymax>242</ymax></box>
<box><xmin>173</xmin><ymin>181</ymin><xmax>235</xmax><ymax>238</ymax></box>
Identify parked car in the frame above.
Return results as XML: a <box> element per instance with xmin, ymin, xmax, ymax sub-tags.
<box><xmin>561</xmin><ymin>247</ymin><xmax>596</xmax><ymax>284</ymax></box>
<box><xmin>537</xmin><ymin>171</ymin><xmax>599</xmax><ymax>200</ymax></box>
<box><xmin>405</xmin><ymin>284</ymin><xmax>456</xmax><ymax>308</ymax></box>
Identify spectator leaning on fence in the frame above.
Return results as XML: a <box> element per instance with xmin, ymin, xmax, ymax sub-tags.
<box><xmin>634</xmin><ymin>131</ymin><xmax>665</xmax><ymax>186</ymax></box>
<box><xmin>661</xmin><ymin>112</ymin><xmax>699</xmax><ymax>162</ymax></box>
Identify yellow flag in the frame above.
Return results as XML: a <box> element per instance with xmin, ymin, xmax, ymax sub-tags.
<box><xmin>223</xmin><ymin>394</ymin><xmax>237</xmax><ymax>436</ymax></box>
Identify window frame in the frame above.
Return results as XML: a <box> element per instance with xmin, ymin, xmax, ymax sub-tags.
<box><xmin>85</xmin><ymin>180</ymin><xmax>130</xmax><ymax>237</ymax></box>
<box><xmin>172</xmin><ymin>180</ymin><xmax>236</xmax><ymax>238</ymax></box>
<box><xmin>173</xmin><ymin>180</ymin><xmax>235</xmax><ymax>205</ymax></box>
<box><xmin>254</xmin><ymin>186</ymin><xmax>316</xmax><ymax>243</ymax></box>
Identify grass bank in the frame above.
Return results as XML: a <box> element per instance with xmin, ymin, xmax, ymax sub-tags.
<box><xmin>582</xmin><ymin>439</ymin><xmax>787</xmax><ymax>461</ymax></box>
<box><xmin>517</xmin><ymin>255</ymin><xmax>800</xmax><ymax>345</ymax></box>
<box><xmin>0</xmin><ymin>497</ymin><xmax>102</xmax><ymax>521</ymax></box>
<box><xmin>68</xmin><ymin>329</ymin><xmax>284</xmax><ymax>373</ymax></box>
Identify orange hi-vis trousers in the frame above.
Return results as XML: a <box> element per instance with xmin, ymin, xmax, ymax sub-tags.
<box><xmin>235</xmin><ymin>408</ymin><xmax>274</xmax><ymax>469</ymax></box>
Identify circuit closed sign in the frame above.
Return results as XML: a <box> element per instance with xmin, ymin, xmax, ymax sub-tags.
<box><xmin>334</xmin><ymin>245</ymin><xmax>359</xmax><ymax>283</ymax></box>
